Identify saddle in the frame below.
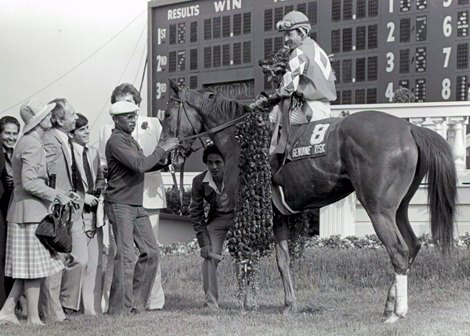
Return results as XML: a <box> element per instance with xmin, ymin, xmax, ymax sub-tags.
<box><xmin>270</xmin><ymin>117</ymin><xmax>339</xmax><ymax>180</ymax></box>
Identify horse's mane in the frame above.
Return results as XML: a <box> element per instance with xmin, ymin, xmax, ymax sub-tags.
<box><xmin>198</xmin><ymin>89</ymin><xmax>249</xmax><ymax>121</ymax></box>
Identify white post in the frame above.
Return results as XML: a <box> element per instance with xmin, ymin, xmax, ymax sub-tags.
<box><xmin>429</xmin><ymin>117</ymin><xmax>447</xmax><ymax>138</ymax></box>
<box><xmin>422</xmin><ymin>117</ymin><xmax>436</xmax><ymax>131</ymax></box>
<box><xmin>447</xmin><ymin>117</ymin><xmax>468</xmax><ymax>171</ymax></box>
<box><xmin>319</xmin><ymin>193</ymin><xmax>356</xmax><ymax>238</ymax></box>
<box><xmin>408</xmin><ymin>117</ymin><xmax>425</xmax><ymax>128</ymax></box>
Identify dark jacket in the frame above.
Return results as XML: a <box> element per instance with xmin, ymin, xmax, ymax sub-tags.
<box><xmin>105</xmin><ymin>128</ymin><xmax>166</xmax><ymax>206</ymax></box>
<box><xmin>0</xmin><ymin>152</ymin><xmax>5</xmax><ymax>210</ymax></box>
<box><xmin>189</xmin><ymin>171</ymin><xmax>218</xmax><ymax>247</ymax></box>
<box><xmin>0</xmin><ymin>150</ymin><xmax>11</xmax><ymax>219</ymax></box>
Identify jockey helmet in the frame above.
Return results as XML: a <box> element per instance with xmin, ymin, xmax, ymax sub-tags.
<box><xmin>276</xmin><ymin>11</ymin><xmax>311</xmax><ymax>33</ymax></box>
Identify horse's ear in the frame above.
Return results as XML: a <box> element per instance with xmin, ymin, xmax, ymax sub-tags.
<box><xmin>169</xmin><ymin>79</ymin><xmax>180</xmax><ymax>95</ymax></box>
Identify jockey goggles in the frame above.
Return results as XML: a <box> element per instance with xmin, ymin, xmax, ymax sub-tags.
<box><xmin>276</xmin><ymin>20</ymin><xmax>310</xmax><ymax>32</ymax></box>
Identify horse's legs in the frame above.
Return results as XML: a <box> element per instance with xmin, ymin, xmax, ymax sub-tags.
<box><xmin>383</xmin><ymin>173</ymin><xmax>423</xmax><ymax>319</ymax></box>
<box><xmin>360</xmin><ymin>205</ymin><xmax>410</xmax><ymax>323</ymax></box>
<box><xmin>274</xmin><ymin>239</ymin><xmax>297</xmax><ymax>315</ymax></box>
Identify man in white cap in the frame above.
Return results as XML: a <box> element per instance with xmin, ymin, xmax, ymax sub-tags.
<box><xmin>105</xmin><ymin>101</ymin><xmax>178</xmax><ymax>315</ymax></box>
<box><xmin>100</xmin><ymin>83</ymin><xmax>169</xmax><ymax>313</ymax></box>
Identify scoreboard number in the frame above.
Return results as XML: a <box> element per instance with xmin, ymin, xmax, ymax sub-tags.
<box><xmin>443</xmin><ymin>16</ymin><xmax>452</xmax><ymax>37</ymax></box>
<box><xmin>157</xmin><ymin>28</ymin><xmax>166</xmax><ymax>45</ymax></box>
<box><xmin>385</xmin><ymin>82</ymin><xmax>394</xmax><ymax>102</ymax></box>
<box><xmin>156</xmin><ymin>55</ymin><xmax>168</xmax><ymax>72</ymax></box>
<box><xmin>386</xmin><ymin>52</ymin><xmax>394</xmax><ymax>72</ymax></box>
<box><xmin>387</xmin><ymin>22</ymin><xmax>396</xmax><ymax>42</ymax></box>
<box><xmin>442</xmin><ymin>47</ymin><xmax>452</xmax><ymax>68</ymax></box>
<box><xmin>156</xmin><ymin>82</ymin><xmax>167</xmax><ymax>100</ymax></box>
<box><xmin>442</xmin><ymin>78</ymin><xmax>451</xmax><ymax>100</ymax></box>
<box><xmin>443</xmin><ymin>0</ymin><xmax>452</xmax><ymax>7</ymax></box>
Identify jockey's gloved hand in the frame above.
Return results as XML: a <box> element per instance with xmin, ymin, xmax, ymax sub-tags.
<box><xmin>268</xmin><ymin>92</ymin><xmax>282</xmax><ymax>106</ymax></box>
<box><xmin>250</xmin><ymin>92</ymin><xmax>269</xmax><ymax>110</ymax></box>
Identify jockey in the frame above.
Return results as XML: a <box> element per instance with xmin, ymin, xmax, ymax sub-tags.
<box><xmin>253</xmin><ymin>10</ymin><xmax>337</xmax><ymax>155</ymax></box>
<box><xmin>257</xmin><ymin>11</ymin><xmax>336</xmax><ymax>123</ymax></box>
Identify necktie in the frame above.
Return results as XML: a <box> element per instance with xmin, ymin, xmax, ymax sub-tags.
<box><xmin>82</xmin><ymin>147</ymin><xmax>94</xmax><ymax>192</ymax></box>
<box><xmin>69</xmin><ymin>138</ymin><xmax>84</xmax><ymax>193</ymax></box>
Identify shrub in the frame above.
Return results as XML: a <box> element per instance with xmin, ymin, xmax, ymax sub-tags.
<box><xmin>161</xmin><ymin>187</ymin><xmax>192</xmax><ymax>216</ymax></box>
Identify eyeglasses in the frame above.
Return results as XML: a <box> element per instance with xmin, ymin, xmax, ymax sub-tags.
<box><xmin>119</xmin><ymin>113</ymin><xmax>138</xmax><ymax>121</ymax></box>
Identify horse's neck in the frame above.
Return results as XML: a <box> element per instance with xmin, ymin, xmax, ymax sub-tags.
<box><xmin>198</xmin><ymin>92</ymin><xmax>244</xmax><ymax>129</ymax></box>
<box><xmin>213</xmin><ymin>131</ymin><xmax>240</xmax><ymax>203</ymax></box>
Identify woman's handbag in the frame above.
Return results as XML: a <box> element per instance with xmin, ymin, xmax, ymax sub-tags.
<box><xmin>35</xmin><ymin>203</ymin><xmax>73</xmax><ymax>253</ymax></box>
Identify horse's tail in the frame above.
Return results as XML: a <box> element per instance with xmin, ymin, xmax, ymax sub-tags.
<box><xmin>410</xmin><ymin>125</ymin><xmax>457</xmax><ymax>251</ymax></box>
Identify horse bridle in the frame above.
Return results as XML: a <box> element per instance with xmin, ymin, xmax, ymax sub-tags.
<box><xmin>173</xmin><ymin>90</ymin><xmax>249</xmax><ymax>143</ymax></box>
<box><xmin>169</xmin><ymin>90</ymin><xmax>249</xmax><ymax>214</ymax></box>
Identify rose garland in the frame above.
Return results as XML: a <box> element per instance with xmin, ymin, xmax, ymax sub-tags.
<box><xmin>226</xmin><ymin>105</ymin><xmax>273</xmax><ymax>305</ymax></box>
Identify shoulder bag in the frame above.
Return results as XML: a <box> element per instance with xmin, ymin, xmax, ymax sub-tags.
<box><xmin>35</xmin><ymin>203</ymin><xmax>73</xmax><ymax>253</ymax></box>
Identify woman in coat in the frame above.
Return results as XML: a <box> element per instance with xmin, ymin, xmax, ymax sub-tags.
<box><xmin>0</xmin><ymin>100</ymin><xmax>72</xmax><ymax>325</ymax></box>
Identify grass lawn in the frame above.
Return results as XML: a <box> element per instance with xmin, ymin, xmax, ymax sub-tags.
<box><xmin>2</xmin><ymin>247</ymin><xmax>470</xmax><ymax>336</ymax></box>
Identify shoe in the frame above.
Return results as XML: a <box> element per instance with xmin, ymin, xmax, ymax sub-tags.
<box><xmin>130</xmin><ymin>308</ymin><xmax>141</xmax><ymax>315</ymax></box>
<box><xmin>62</xmin><ymin>307</ymin><xmax>77</xmax><ymax>319</ymax></box>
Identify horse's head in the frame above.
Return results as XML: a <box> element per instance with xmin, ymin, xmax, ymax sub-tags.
<box><xmin>159</xmin><ymin>80</ymin><xmax>204</xmax><ymax>166</ymax></box>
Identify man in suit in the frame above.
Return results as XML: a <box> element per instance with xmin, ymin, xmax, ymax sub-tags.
<box><xmin>189</xmin><ymin>144</ymin><xmax>234</xmax><ymax>310</ymax></box>
<box><xmin>40</xmin><ymin>98</ymin><xmax>86</xmax><ymax>321</ymax></box>
<box><xmin>71</xmin><ymin>113</ymin><xmax>105</xmax><ymax>315</ymax></box>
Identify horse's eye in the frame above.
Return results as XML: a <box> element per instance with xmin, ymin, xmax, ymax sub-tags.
<box><xmin>164</xmin><ymin>110</ymin><xmax>172</xmax><ymax>118</ymax></box>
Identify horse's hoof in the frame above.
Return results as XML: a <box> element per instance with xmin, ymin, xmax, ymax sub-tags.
<box><xmin>383</xmin><ymin>309</ymin><xmax>394</xmax><ymax>319</ymax></box>
<box><xmin>0</xmin><ymin>313</ymin><xmax>20</xmax><ymax>325</ymax></box>
<box><xmin>243</xmin><ymin>304</ymin><xmax>257</xmax><ymax>311</ymax></box>
<box><xmin>383</xmin><ymin>313</ymin><xmax>403</xmax><ymax>324</ymax></box>
<box><xmin>282</xmin><ymin>304</ymin><xmax>298</xmax><ymax>316</ymax></box>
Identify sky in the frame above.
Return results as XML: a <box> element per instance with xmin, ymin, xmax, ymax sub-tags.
<box><xmin>0</xmin><ymin>0</ymin><xmax>150</xmax><ymax>145</ymax></box>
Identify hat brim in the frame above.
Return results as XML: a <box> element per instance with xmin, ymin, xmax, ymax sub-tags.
<box><xmin>22</xmin><ymin>102</ymin><xmax>56</xmax><ymax>134</ymax></box>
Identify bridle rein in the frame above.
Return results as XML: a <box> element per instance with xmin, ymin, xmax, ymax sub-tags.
<box><xmin>168</xmin><ymin>91</ymin><xmax>249</xmax><ymax>214</ymax></box>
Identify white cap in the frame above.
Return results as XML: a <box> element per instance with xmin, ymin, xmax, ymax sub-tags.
<box><xmin>109</xmin><ymin>101</ymin><xmax>139</xmax><ymax>115</ymax></box>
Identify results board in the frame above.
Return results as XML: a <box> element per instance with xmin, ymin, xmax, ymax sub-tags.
<box><xmin>148</xmin><ymin>0</ymin><xmax>470</xmax><ymax>119</ymax></box>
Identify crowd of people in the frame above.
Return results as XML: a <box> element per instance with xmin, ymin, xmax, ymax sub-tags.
<box><xmin>0</xmin><ymin>9</ymin><xmax>345</xmax><ymax>326</ymax></box>
<box><xmin>0</xmin><ymin>83</ymin><xmax>181</xmax><ymax>325</ymax></box>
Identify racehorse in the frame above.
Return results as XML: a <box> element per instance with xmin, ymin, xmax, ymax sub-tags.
<box><xmin>160</xmin><ymin>80</ymin><xmax>457</xmax><ymax>323</ymax></box>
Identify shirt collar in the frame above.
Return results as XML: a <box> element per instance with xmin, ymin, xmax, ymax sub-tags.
<box><xmin>72</xmin><ymin>142</ymin><xmax>86</xmax><ymax>155</ymax></box>
<box><xmin>203</xmin><ymin>170</ymin><xmax>224</xmax><ymax>194</ymax></box>
<box><xmin>56</xmin><ymin>128</ymin><xmax>71</xmax><ymax>145</ymax></box>
<box><xmin>112</xmin><ymin>128</ymin><xmax>133</xmax><ymax>138</ymax></box>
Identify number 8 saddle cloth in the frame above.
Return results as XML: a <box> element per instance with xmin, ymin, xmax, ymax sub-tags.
<box><xmin>271</xmin><ymin>117</ymin><xmax>343</xmax><ymax>215</ymax></box>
